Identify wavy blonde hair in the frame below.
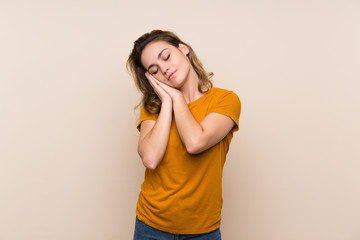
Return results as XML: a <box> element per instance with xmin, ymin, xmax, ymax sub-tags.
<box><xmin>126</xmin><ymin>30</ymin><xmax>213</xmax><ymax>114</ymax></box>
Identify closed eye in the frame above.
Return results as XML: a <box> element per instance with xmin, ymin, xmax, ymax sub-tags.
<box><xmin>150</xmin><ymin>67</ymin><xmax>158</xmax><ymax>75</ymax></box>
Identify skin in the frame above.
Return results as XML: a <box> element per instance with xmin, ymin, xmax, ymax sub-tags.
<box><xmin>137</xmin><ymin>41</ymin><xmax>235</xmax><ymax>170</ymax></box>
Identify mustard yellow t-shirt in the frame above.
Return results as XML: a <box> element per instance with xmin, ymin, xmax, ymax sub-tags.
<box><xmin>136</xmin><ymin>87</ymin><xmax>241</xmax><ymax>234</ymax></box>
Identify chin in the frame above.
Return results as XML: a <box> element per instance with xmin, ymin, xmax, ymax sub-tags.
<box><xmin>173</xmin><ymin>83</ymin><xmax>185</xmax><ymax>90</ymax></box>
<box><xmin>164</xmin><ymin>79</ymin><xmax>184</xmax><ymax>89</ymax></box>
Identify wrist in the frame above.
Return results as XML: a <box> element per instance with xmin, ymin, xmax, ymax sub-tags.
<box><xmin>161</xmin><ymin>99</ymin><xmax>172</xmax><ymax>110</ymax></box>
<box><xmin>171</xmin><ymin>91</ymin><xmax>184</xmax><ymax>103</ymax></box>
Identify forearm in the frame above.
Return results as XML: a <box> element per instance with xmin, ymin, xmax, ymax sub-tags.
<box><xmin>172</xmin><ymin>94</ymin><xmax>205</xmax><ymax>154</ymax></box>
<box><xmin>138</xmin><ymin>102</ymin><xmax>172</xmax><ymax>169</ymax></box>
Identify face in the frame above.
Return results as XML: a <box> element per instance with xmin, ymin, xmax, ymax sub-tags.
<box><xmin>141</xmin><ymin>41</ymin><xmax>191</xmax><ymax>89</ymax></box>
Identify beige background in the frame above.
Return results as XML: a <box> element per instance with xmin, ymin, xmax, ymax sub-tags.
<box><xmin>1</xmin><ymin>0</ymin><xmax>359</xmax><ymax>239</ymax></box>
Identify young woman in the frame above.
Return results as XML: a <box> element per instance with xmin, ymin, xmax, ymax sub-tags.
<box><xmin>127</xmin><ymin>30</ymin><xmax>241</xmax><ymax>240</ymax></box>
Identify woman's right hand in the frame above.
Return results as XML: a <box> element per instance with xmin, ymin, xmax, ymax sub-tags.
<box><xmin>138</xmin><ymin>72</ymin><xmax>174</xmax><ymax>170</ymax></box>
<box><xmin>145</xmin><ymin>72</ymin><xmax>172</xmax><ymax>106</ymax></box>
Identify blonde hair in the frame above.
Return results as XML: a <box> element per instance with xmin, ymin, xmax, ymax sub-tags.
<box><xmin>127</xmin><ymin>30</ymin><xmax>213</xmax><ymax>114</ymax></box>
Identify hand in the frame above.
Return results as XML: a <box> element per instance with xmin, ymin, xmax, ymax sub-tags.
<box><xmin>145</xmin><ymin>72</ymin><xmax>181</xmax><ymax>101</ymax></box>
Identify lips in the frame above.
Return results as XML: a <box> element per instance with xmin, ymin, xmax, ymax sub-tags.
<box><xmin>167</xmin><ymin>70</ymin><xmax>177</xmax><ymax>80</ymax></box>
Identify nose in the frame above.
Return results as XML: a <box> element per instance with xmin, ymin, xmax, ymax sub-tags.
<box><xmin>159</xmin><ymin>62</ymin><xmax>170</xmax><ymax>74</ymax></box>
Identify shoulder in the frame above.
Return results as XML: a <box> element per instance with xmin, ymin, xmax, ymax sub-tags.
<box><xmin>205</xmin><ymin>87</ymin><xmax>241</xmax><ymax>131</ymax></box>
<box><xmin>139</xmin><ymin>105</ymin><xmax>160</xmax><ymax>118</ymax></box>
<box><xmin>209</xmin><ymin>87</ymin><xmax>240</xmax><ymax>103</ymax></box>
<box><xmin>209</xmin><ymin>87</ymin><xmax>238</xmax><ymax>95</ymax></box>
<box><xmin>137</xmin><ymin>105</ymin><xmax>158</xmax><ymax>131</ymax></box>
<box><xmin>208</xmin><ymin>87</ymin><xmax>241</xmax><ymax>114</ymax></box>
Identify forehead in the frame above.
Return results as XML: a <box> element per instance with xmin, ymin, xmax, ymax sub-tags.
<box><xmin>141</xmin><ymin>41</ymin><xmax>176</xmax><ymax>67</ymax></box>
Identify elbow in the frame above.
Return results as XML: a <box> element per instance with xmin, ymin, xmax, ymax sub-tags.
<box><xmin>138</xmin><ymin>147</ymin><xmax>160</xmax><ymax>170</ymax></box>
<box><xmin>141</xmin><ymin>156</ymin><xmax>160</xmax><ymax>170</ymax></box>
<box><xmin>144</xmin><ymin>161</ymin><xmax>158</xmax><ymax>170</ymax></box>
<box><xmin>185</xmin><ymin>141</ymin><xmax>204</xmax><ymax>155</ymax></box>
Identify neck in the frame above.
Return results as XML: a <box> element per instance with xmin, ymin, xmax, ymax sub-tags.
<box><xmin>180</xmin><ymin>68</ymin><xmax>204</xmax><ymax>104</ymax></box>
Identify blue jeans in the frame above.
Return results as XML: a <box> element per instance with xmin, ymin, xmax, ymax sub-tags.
<box><xmin>133</xmin><ymin>217</ymin><xmax>221</xmax><ymax>240</ymax></box>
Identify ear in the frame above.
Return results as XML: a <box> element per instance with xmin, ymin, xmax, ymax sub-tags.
<box><xmin>178</xmin><ymin>43</ymin><xmax>190</xmax><ymax>55</ymax></box>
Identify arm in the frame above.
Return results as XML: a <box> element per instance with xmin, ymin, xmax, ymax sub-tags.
<box><xmin>146</xmin><ymin>73</ymin><xmax>236</xmax><ymax>154</ymax></box>
<box><xmin>137</xmin><ymin>102</ymin><xmax>172</xmax><ymax>169</ymax></box>
<box><xmin>138</xmin><ymin>74</ymin><xmax>173</xmax><ymax>170</ymax></box>
<box><xmin>172</xmin><ymin>93</ymin><xmax>235</xmax><ymax>154</ymax></box>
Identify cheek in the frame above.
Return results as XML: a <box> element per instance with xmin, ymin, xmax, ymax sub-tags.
<box><xmin>178</xmin><ymin>58</ymin><xmax>191</xmax><ymax>75</ymax></box>
<box><xmin>178</xmin><ymin>55</ymin><xmax>191</xmax><ymax>69</ymax></box>
<box><xmin>156</xmin><ymin>75</ymin><xmax>169</xmax><ymax>84</ymax></box>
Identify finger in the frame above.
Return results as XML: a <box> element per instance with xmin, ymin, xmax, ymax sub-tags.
<box><xmin>145</xmin><ymin>72</ymin><xmax>159</xmax><ymax>83</ymax></box>
<box><xmin>145</xmin><ymin>72</ymin><xmax>168</xmax><ymax>98</ymax></box>
<box><xmin>145</xmin><ymin>72</ymin><xmax>171</xmax><ymax>89</ymax></box>
<box><xmin>145</xmin><ymin>72</ymin><xmax>159</xmax><ymax>89</ymax></box>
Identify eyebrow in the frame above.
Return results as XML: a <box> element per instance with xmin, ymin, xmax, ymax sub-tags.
<box><xmin>147</xmin><ymin>48</ymin><xmax>168</xmax><ymax>71</ymax></box>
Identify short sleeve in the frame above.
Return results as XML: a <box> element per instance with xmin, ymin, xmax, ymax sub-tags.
<box><xmin>208</xmin><ymin>90</ymin><xmax>241</xmax><ymax>132</ymax></box>
<box><xmin>137</xmin><ymin>106</ymin><xmax>159</xmax><ymax>131</ymax></box>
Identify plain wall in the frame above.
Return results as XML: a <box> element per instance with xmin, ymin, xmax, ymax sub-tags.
<box><xmin>1</xmin><ymin>0</ymin><xmax>359</xmax><ymax>239</ymax></box>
